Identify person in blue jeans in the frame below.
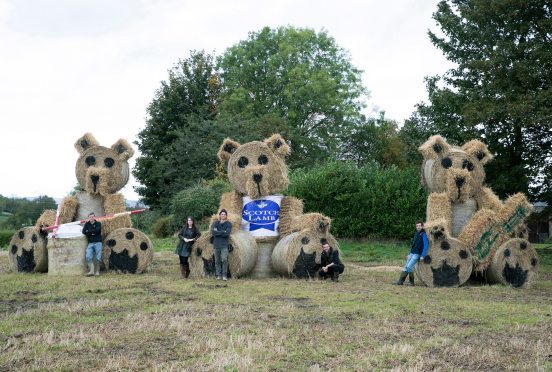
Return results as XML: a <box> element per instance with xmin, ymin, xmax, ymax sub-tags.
<box><xmin>82</xmin><ymin>212</ymin><xmax>102</xmax><ymax>277</ymax></box>
<box><xmin>394</xmin><ymin>221</ymin><xmax>428</xmax><ymax>285</ymax></box>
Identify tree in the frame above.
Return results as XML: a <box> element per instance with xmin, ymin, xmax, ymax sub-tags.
<box><xmin>133</xmin><ymin>51</ymin><xmax>221</xmax><ymax>210</ymax></box>
<box><xmin>218</xmin><ymin>26</ymin><xmax>369</xmax><ymax>167</ymax></box>
<box><xmin>406</xmin><ymin>0</ymin><xmax>552</xmax><ymax>203</ymax></box>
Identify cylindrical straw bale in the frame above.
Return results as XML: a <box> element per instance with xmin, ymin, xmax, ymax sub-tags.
<box><xmin>486</xmin><ymin>238</ymin><xmax>538</xmax><ymax>288</ymax></box>
<box><xmin>102</xmin><ymin>228</ymin><xmax>153</xmax><ymax>274</ymax></box>
<box><xmin>8</xmin><ymin>227</ymin><xmax>48</xmax><ymax>273</ymax></box>
<box><xmin>189</xmin><ymin>230</ymin><xmax>258</xmax><ymax>279</ymax></box>
<box><xmin>416</xmin><ymin>235</ymin><xmax>472</xmax><ymax>287</ymax></box>
<box><xmin>271</xmin><ymin>230</ymin><xmax>339</xmax><ymax>278</ymax></box>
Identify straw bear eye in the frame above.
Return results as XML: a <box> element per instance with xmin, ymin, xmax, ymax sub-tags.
<box><xmin>238</xmin><ymin>156</ymin><xmax>249</xmax><ymax>168</ymax></box>
<box><xmin>104</xmin><ymin>157</ymin><xmax>115</xmax><ymax>168</ymax></box>
<box><xmin>85</xmin><ymin>156</ymin><xmax>96</xmax><ymax>166</ymax></box>
<box><xmin>441</xmin><ymin>157</ymin><xmax>452</xmax><ymax>169</ymax></box>
<box><xmin>462</xmin><ymin>159</ymin><xmax>474</xmax><ymax>171</ymax></box>
<box><xmin>258</xmin><ymin>154</ymin><xmax>268</xmax><ymax>165</ymax></box>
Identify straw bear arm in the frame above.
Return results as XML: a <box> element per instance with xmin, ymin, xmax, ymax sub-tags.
<box><xmin>477</xmin><ymin>187</ymin><xmax>503</xmax><ymax>212</ymax></box>
<box><xmin>59</xmin><ymin>196</ymin><xmax>78</xmax><ymax>224</ymax></box>
<box><xmin>426</xmin><ymin>192</ymin><xmax>452</xmax><ymax>235</ymax></box>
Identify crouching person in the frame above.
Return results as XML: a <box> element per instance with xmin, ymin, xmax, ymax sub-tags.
<box><xmin>394</xmin><ymin>221</ymin><xmax>428</xmax><ymax>286</ymax></box>
<box><xmin>319</xmin><ymin>239</ymin><xmax>344</xmax><ymax>282</ymax></box>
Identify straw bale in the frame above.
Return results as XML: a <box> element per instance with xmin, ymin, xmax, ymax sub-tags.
<box><xmin>477</xmin><ymin>187</ymin><xmax>503</xmax><ymax>211</ymax></box>
<box><xmin>271</xmin><ymin>230</ymin><xmax>339</xmax><ymax>278</ymax></box>
<box><xmin>74</xmin><ymin>132</ymin><xmax>99</xmax><ymax>153</ymax></box>
<box><xmin>416</xmin><ymin>234</ymin><xmax>472</xmax><ymax>287</ymax></box>
<box><xmin>218</xmin><ymin>191</ymin><xmax>245</xmax><ymax>227</ymax></box>
<box><xmin>250</xmin><ymin>237</ymin><xmax>278</xmax><ymax>278</ymax></box>
<box><xmin>263</xmin><ymin>133</ymin><xmax>291</xmax><ymax>158</ymax></box>
<box><xmin>426</xmin><ymin>193</ymin><xmax>452</xmax><ymax>234</ymax></box>
<box><xmin>36</xmin><ymin>209</ymin><xmax>56</xmax><ymax>229</ymax></box>
<box><xmin>290</xmin><ymin>213</ymin><xmax>331</xmax><ymax>235</ymax></box>
<box><xmin>102</xmin><ymin>228</ymin><xmax>153</xmax><ymax>274</ymax></box>
<box><xmin>279</xmin><ymin>196</ymin><xmax>303</xmax><ymax>237</ymax></box>
<box><xmin>497</xmin><ymin>193</ymin><xmax>532</xmax><ymax>227</ymax></box>
<box><xmin>486</xmin><ymin>238</ymin><xmax>538</xmax><ymax>288</ymax></box>
<box><xmin>8</xmin><ymin>226</ymin><xmax>48</xmax><ymax>273</ymax></box>
<box><xmin>188</xmin><ymin>231</ymin><xmax>258</xmax><ymax>278</ymax></box>
<box><xmin>451</xmin><ymin>198</ymin><xmax>477</xmax><ymax>236</ymax></box>
<box><xmin>509</xmin><ymin>224</ymin><xmax>528</xmax><ymax>240</ymax></box>
<box><xmin>457</xmin><ymin>208</ymin><xmax>500</xmax><ymax>265</ymax></box>
<box><xmin>47</xmin><ymin>235</ymin><xmax>88</xmax><ymax>276</ymax></box>
<box><xmin>101</xmin><ymin>193</ymin><xmax>131</xmax><ymax>237</ymax></box>
<box><xmin>418</xmin><ymin>135</ymin><xmax>450</xmax><ymax>160</ymax></box>
<box><xmin>59</xmin><ymin>195</ymin><xmax>78</xmax><ymax>223</ymax></box>
<box><xmin>461</xmin><ymin>139</ymin><xmax>493</xmax><ymax>165</ymax></box>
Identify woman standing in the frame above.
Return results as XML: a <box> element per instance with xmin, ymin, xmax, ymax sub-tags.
<box><xmin>175</xmin><ymin>217</ymin><xmax>201</xmax><ymax>278</ymax></box>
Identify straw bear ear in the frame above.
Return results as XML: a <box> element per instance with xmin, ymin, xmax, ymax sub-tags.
<box><xmin>111</xmin><ymin>139</ymin><xmax>135</xmax><ymax>161</ymax></box>
<box><xmin>218</xmin><ymin>138</ymin><xmax>241</xmax><ymax>162</ymax></box>
<box><xmin>418</xmin><ymin>135</ymin><xmax>450</xmax><ymax>159</ymax></box>
<box><xmin>74</xmin><ymin>133</ymin><xmax>99</xmax><ymax>154</ymax></box>
<box><xmin>264</xmin><ymin>134</ymin><xmax>290</xmax><ymax>158</ymax></box>
<box><xmin>462</xmin><ymin>140</ymin><xmax>493</xmax><ymax>165</ymax></box>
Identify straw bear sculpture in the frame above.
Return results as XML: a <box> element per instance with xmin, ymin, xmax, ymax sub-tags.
<box><xmin>189</xmin><ymin>134</ymin><xmax>339</xmax><ymax>279</ymax></box>
<box><xmin>416</xmin><ymin>135</ymin><xmax>538</xmax><ymax>288</ymax></box>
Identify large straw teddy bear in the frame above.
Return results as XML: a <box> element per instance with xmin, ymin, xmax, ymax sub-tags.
<box><xmin>35</xmin><ymin>133</ymin><xmax>152</xmax><ymax>274</ymax></box>
<box><xmin>416</xmin><ymin>135</ymin><xmax>538</xmax><ymax>288</ymax></box>
<box><xmin>190</xmin><ymin>134</ymin><xmax>338</xmax><ymax>279</ymax></box>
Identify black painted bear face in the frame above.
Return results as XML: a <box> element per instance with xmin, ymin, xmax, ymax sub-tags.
<box><xmin>430</xmin><ymin>225</ymin><xmax>447</xmax><ymax>240</ymax></box>
<box><xmin>103</xmin><ymin>228</ymin><xmax>153</xmax><ymax>274</ymax></box>
<box><xmin>498</xmin><ymin>239</ymin><xmax>537</xmax><ymax>288</ymax></box>
<box><xmin>431</xmin><ymin>260</ymin><xmax>460</xmax><ymax>287</ymax></box>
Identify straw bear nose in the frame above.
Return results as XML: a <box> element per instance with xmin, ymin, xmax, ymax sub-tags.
<box><xmin>253</xmin><ymin>174</ymin><xmax>263</xmax><ymax>184</ymax></box>
<box><xmin>91</xmin><ymin>175</ymin><xmax>100</xmax><ymax>185</ymax></box>
<box><xmin>455</xmin><ymin>177</ymin><xmax>465</xmax><ymax>188</ymax></box>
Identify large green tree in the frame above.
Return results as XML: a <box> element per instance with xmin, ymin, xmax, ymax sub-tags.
<box><xmin>133</xmin><ymin>51</ymin><xmax>221</xmax><ymax>210</ymax></box>
<box><xmin>218</xmin><ymin>26</ymin><xmax>368</xmax><ymax>166</ymax></box>
<box><xmin>405</xmin><ymin>0</ymin><xmax>552</xmax><ymax>204</ymax></box>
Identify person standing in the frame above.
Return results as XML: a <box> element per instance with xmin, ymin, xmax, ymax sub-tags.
<box><xmin>82</xmin><ymin>212</ymin><xmax>102</xmax><ymax>277</ymax></box>
<box><xmin>175</xmin><ymin>216</ymin><xmax>201</xmax><ymax>278</ymax></box>
<box><xmin>318</xmin><ymin>239</ymin><xmax>345</xmax><ymax>282</ymax></box>
<box><xmin>394</xmin><ymin>221</ymin><xmax>428</xmax><ymax>285</ymax></box>
<box><xmin>211</xmin><ymin>209</ymin><xmax>232</xmax><ymax>281</ymax></box>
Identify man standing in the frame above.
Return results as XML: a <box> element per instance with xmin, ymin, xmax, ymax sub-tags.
<box><xmin>394</xmin><ymin>221</ymin><xmax>428</xmax><ymax>285</ymax></box>
<box><xmin>82</xmin><ymin>212</ymin><xmax>102</xmax><ymax>277</ymax></box>
<box><xmin>318</xmin><ymin>239</ymin><xmax>345</xmax><ymax>282</ymax></box>
<box><xmin>212</xmin><ymin>209</ymin><xmax>232</xmax><ymax>281</ymax></box>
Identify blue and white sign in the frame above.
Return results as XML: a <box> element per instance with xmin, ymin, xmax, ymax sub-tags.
<box><xmin>242</xmin><ymin>195</ymin><xmax>283</xmax><ymax>237</ymax></box>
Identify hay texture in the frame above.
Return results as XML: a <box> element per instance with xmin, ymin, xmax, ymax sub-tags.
<box><xmin>35</xmin><ymin>209</ymin><xmax>56</xmax><ymax>230</ymax></box>
<box><xmin>271</xmin><ymin>230</ymin><xmax>339</xmax><ymax>279</ymax></box>
<box><xmin>419</xmin><ymin>135</ymin><xmax>533</xmax><ymax>286</ymax></box>
<box><xmin>47</xmin><ymin>235</ymin><xmax>88</xmax><ymax>276</ymax></box>
<box><xmin>189</xmin><ymin>230</ymin><xmax>258</xmax><ymax>279</ymax></box>
<box><xmin>8</xmin><ymin>227</ymin><xmax>48</xmax><ymax>273</ymax></box>
<box><xmin>416</xmin><ymin>229</ymin><xmax>472</xmax><ymax>287</ymax></box>
<box><xmin>486</xmin><ymin>238</ymin><xmax>538</xmax><ymax>288</ymax></box>
<box><xmin>278</xmin><ymin>197</ymin><xmax>304</xmax><ymax>237</ymax></box>
<box><xmin>102</xmin><ymin>228</ymin><xmax>153</xmax><ymax>274</ymax></box>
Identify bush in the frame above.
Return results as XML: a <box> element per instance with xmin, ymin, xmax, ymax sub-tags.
<box><xmin>151</xmin><ymin>215</ymin><xmax>175</xmax><ymax>238</ymax></box>
<box><xmin>170</xmin><ymin>179</ymin><xmax>231</xmax><ymax>229</ymax></box>
<box><xmin>131</xmin><ymin>209</ymin><xmax>160</xmax><ymax>234</ymax></box>
<box><xmin>287</xmin><ymin>161</ymin><xmax>427</xmax><ymax>239</ymax></box>
<box><xmin>0</xmin><ymin>230</ymin><xmax>15</xmax><ymax>249</ymax></box>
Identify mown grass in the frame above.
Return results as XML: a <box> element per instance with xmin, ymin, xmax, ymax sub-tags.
<box><xmin>0</xmin><ymin>240</ymin><xmax>551</xmax><ymax>370</ymax></box>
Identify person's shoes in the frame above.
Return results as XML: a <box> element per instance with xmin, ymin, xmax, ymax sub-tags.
<box><xmin>86</xmin><ymin>262</ymin><xmax>94</xmax><ymax>277</ymax></box>
<box><xmin>393</xmin><ymin>271</ymin><xmax>408</xmax><ymax>285</ymax></box>
<box><xmin>94</xmin><ymin>262</ymin><xmax>100</xmax><ymax>276</ymax></box>
<box><xmin>180</xmin><ymin>264</ymin><xmax>186</xmax><ymax>279</ymax></box>
<box><xmin>406</xmin><ymin>272</ymin><xmax>415</xmax><ymax>286</ymax></box>
<box><xmin>184</xmin><ymin>264</ymin><xmax>190</xmax><ymax>278</ymax></box>
<box><xmin>216</xmin><ymin>276</ymin><xmax>222</xmax><ymax>280</ymax></box>
<box><xmin>222</xmin><ymin>277</ymin><xmax>228</xmax><ymax>281</ymax></box>
<box><xmin>331</xmin><ymin>273</ymin><xmax>339</xmax><ymax>282</ymax></box>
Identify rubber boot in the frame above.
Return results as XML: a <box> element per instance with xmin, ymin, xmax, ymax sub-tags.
<box><xmin>180</xmin><ymin>264</ymin><xmax>186</xmax><ymax>279</ymax></box>
<box><xmin>394</xmin><ymin>271</ymin><xmax>408</xmax><ymax>285</ymax></box>
<box><xmin>184</xmin><ymin>263</ymin><xmax>190</xmax><ymax>278</ymax></box>
<box><xmin>86</xmin><ymin>262</ymin><xmax>94</xmax><ymax>277</ymax></box>
<box><xmin>94</xmin><ymin>261</ymin><xmax>100</xmax><ymax>276</ymax></box>
<box><xmin>331</xmin><ymin>271</ymin><xmax>340</xmax><ymax>282</ymax></box>
<box><xmin>406</xmin><ymin>272</ymin><xmax>415</xmax><ymax>286</ymax></box>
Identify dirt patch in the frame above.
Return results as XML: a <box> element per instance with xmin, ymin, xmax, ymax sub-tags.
<box><xmin>193</xmin><ymin>282</ymin><xmax>229</xmax><ymax>289</ymax></box>
<box><xmin>348</xmin><ymin>263</ymin><xmax>402</xmax><ymax>272</ymax></box>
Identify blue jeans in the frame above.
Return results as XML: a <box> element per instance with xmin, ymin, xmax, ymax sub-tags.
<box><xmin>404</xmin><ymin>253</ymin><xmax>420</xmax><ymax>273</ymax></box>
<box><xmin>86</xmin><ymin>242</ymin><xmax>103</xmax><ymax>263</ymax></box>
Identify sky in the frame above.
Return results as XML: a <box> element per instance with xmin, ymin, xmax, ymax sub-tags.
<box><xmin>0</xmin><ymin>0</ymin><xmax>453</xmax><ymax>202</ymax></box>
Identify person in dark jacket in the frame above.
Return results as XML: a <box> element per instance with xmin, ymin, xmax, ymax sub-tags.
<box><xmin>175</xmin><ymin>216</ymin><xmax>201</xmax><ymax>278</ymax></box>
<box><xmin>394</xmin><ymin>221</ymin><xmax>428</xmax><ymax>285</ymax></box>
<box><xmin>82</xmin><ymin>212</ymin><xmax>102</xmax><ymax>277</ymax></box>
<box><xmin>211</xmin><ymin>209</ymin><xmax>232</xmax><ymax>280</ymax></box>
<box><xmin>318</xmin><ymin>239</ymin><xmax>345</xmax><ymax>282</ymax></box>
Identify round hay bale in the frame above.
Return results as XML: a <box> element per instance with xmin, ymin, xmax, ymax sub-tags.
<box><xmin>8</xmin><ymin>227</ymin><xmax>48</xmax><ymax>273</ymax></box>
<box><xmin>102</xmin><ymin>228</ymin><xmax>153</xmax><ymax>274</ymax></box>
<box><xmin>416</xmin><ymin>236</ymin><xmax>472</xmax><ymax>287</ymax></box>
<box><xmin>271</xmin><ymin>230</ymin><xmax>339</xmax><ymax>279</ymax></box>
<box><xmin>486</xmin><ymin>238</ymin><xmax>538</xmax><ymax>288</ymax></box>
<box><xmin>47</xmin><ymin>235</ymin><xmax>88</xmax><ymax>275</ymax></box>
<box><xmin>189</xmin><ymin>230</ymin><xmax>258</xmax><ymax>279</ymax></box>
<box><xmin>35</xmin><ymin>209</ymin><xmax>57</xmax><ymax>229</ymax></box>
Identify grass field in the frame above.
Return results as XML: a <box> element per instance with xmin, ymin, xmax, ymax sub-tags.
<box><xmin>0</xmin><ymin>238</ymin><xmax>551</xmax><ymax>370</ymax></box>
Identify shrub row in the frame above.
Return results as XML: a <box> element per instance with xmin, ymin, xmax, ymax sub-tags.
<box><xmin>0</xmin><ymin>230</ymin><xmax>15</xmax><ymax>249</ymax></box>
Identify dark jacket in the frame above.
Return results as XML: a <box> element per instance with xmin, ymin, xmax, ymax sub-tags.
<box><xmin>175</xmin><ymin>226</ymin><xmax>201</xmax><ymax>257</ymax></box>
<box><xmin>410</xmin><ymin>229</ymin><xmax>429</xmax><ymax>256</ymax></box>
<box><xmin>211</xmin><ymin>220</ymin><xmax>232</xmax><ymax>250</ymax></box>
<box><xmin>321</xmin><ymin>248</ymin><xmax>344</xmax><ymax>272</ymax></box>
<box><xmin>82</xmin><ymin>221</ymin><xmax>102</xmax><ymax>243</ymax></box>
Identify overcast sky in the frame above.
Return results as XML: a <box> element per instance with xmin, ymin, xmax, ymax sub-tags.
<box><xmin>0</xmin><ymin>0</ymin><xmax>453</xmax><ymax>202</ymax></box>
